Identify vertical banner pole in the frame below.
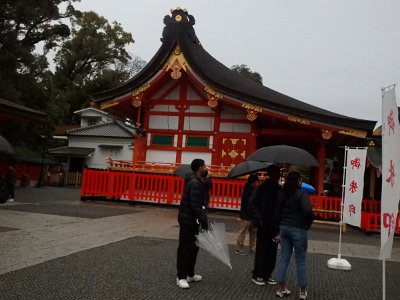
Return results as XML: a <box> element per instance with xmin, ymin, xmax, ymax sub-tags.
<box><xmin>382</xmin><ymin>87</ymin><xmax>386</xmax><ymax>300</ymax></box>
<box><xmin>382</xmin><ymin>259</ymin><xmax>386</xmax><ymax>300</ymax></box>
<box><xmin>337</xmin><ymin>146</ymin><xmax>348</xmax><ymax>259</ymax></box>
<box><xmin>327</xmin><ymin>146</ymin><xmax>351</xmax><ymax>270</ymax></box>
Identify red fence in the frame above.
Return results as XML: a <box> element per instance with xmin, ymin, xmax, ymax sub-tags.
<box><xmin>81</xmin><ymin>169</ymin><xmax>185</xmax><ymax>205</ymax></box>
<box><xmin>81</xmin><ymin>169</ymin><xmax>400</xmax><ymax>234</ymax></box>
<box><xmin>81</xmin><ymin>169</ymin><xmax>241</xmax><ymax>208</ymax></box>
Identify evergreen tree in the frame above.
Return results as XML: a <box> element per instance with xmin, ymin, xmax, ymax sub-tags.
<box><xmin>231</xmin><ymin>64</ymin><xmax>263</xmax><ymax>84</ymax></box>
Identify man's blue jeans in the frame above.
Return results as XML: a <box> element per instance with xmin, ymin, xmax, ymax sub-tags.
<box><xmin>276</xmin><ymin>224</ymin><xmax>308</xmax><ymax>287</ymax></box>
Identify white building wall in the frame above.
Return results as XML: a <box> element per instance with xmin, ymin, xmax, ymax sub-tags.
<box><xmin>149</xmin><ymin>115</ymin><xmax>179</xmax><ymax>130</ymax></box>
<box><xmin>149</xmin><ymin>105</ymin><xmax>178</xmax><ymax>112</ymax></box>
<box><xmin>187</xmin><ymin>86</ymin><xmax>203</xmax><ymax>101</ymax></box>
<box><xmin>146</xmin><ymin>150</ymin><xmax>177</xmax><ymax>164</ymax></box>
<box><xmin>219</xmin><ymin>122</ymin><xmax>251</xmax><ymax>133</ymax></box>
<box><xmin>184</xmin><ymin>116</ymin><xmax>214</xmax><ymax>131</ymax></box>
<box><xmin>220</xmin><ymin>106</ymin><xmax>247</xmax><ymax>119</ymax></box>
<box><xmin>68</xmin><ymin>137</ymin><xmax>133</xmax><ymax>169</ymax></box>
<box><xmin>181</xmin><ymin>152</ymin><xmax>212</xmax><ymax>165</ymax></box>
<box><xmin>188</xmin><ymin>105</ymin><xmax>213</xmax><ymax>113</ymax></box>
<box><xmin>77</xmin><ymin>109</ymin><xmax>112</xmax><ymax>127</ymax></box>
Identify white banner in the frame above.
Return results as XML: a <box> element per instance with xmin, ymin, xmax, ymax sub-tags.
<box><xmin>380</xmin><ymin>87</ymin><xmax>400</xmax><ymax>259</ymax></box>
<box><xmin>343</xmin><ymin>148</ymin><xmax>367</xmax><ymax>227</ymax></box>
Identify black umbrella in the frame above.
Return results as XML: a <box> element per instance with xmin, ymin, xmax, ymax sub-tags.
<box><xmin>246</xmin><ymin>145</ymin><xmax>319</xmax><ymax>167</ymax></box>
<box><xmin>227</xmin><ymin>160</ymin><xmax>271</xmax><ymax>179</ymax></box>
<box><xmin>0</xmin><ymin>134</ymin><xmax>14</xmax><ymax>155</ymax></box>
<box><xmin>174</xmin><ymin>164</ymin><xmax>193</xmax><ymax>178</ymax></box>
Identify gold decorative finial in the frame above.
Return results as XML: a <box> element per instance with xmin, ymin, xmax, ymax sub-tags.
<box><xmin>321</xmin><ymin>129</ymin><xmax>332</xmax><ymax>140</ymax></box>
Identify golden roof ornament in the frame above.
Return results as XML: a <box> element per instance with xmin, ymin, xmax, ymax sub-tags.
<box><xmin>321</xmin><ymin>129</ymin><xmax>332</xmax><ymax>140</ymax></box>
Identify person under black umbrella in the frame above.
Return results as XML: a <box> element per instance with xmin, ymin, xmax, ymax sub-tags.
<box><xmin>249</xmin><ymin>164</ymin><xmax>281</xmax><ymax>286</ymax></box>
<box><xmin>234</xmin><ymin>174</ymin><xmax>259</xmax><ymax>255</ymax></box>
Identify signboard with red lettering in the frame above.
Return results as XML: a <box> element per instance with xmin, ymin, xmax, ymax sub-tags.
<box><xmin>380</xmin><ymin>87</ymin><xmax>400</xmax><ymax>259</ymax></box>
<box><xmin>343</xmin><ymin>148</ymin><xmax>367</xmax><ymax>227</ymax></box>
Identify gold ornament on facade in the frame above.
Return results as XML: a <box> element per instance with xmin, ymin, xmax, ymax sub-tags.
<box><xmin>230</xmin><ymin>138</ymin><xmax>239</xmax><ymax>145</ymax></box>
<box><xmin>170</xmin><ymin>61</ymin><xmax>183</xmax><ymax>79</ymax></box>
<box><xmin>101</xmin><ymin>99</ymin><xmax>119</xmax><ymax>110</ymax></box>
<box><xmin>132</xmin><ymin>83</ymin><xmax>150</xmax><ymax>97</ymax></box>
<box><xmin>174</xmin><ymin>47</ymin><xmax>181</xmax><ymax>55</ymax></box>
<box><xmin>205</xmin><ymin>86</ymin><xmax>223</xmax><ymax>108</ymax></box>
<box><xmin>228</xmin><ymin>149</ymin><xmax>239</xmax><ymax>159</ymax></box>
<box><xmin>132</xmin><ymin>94</ymin><xmax>143</xmax><ymax>107</ymax></box>
<box><xmin>164</xmin><ymin>46</ymin><xmax>189</xmax><ymax>80</ymax></box>
<box><xmin>339</xmin><ymin>129</ymin><xmax>367</xmax><ymax>138</ymax></box>
<box><xmin>204</xmin><ymin>86</ymin><xmax>223</xmax><ymax>99</ymax></box>
<box><xmin>241</xmin><ymin>103</ymin><xmax>262</xmax><ymax>112</ymax></box>
<box><xmin>175</xmin><ymin>14</ymin><xmax>182</xmax><ymax>22</ymax></box>
<box><xmin>321</xmin><ymin>129</ymin><xmax>332</xmax><ymax>140</ymax></box>
<box><xmin>221</xmin><ymin>149</ymin><xmax>227</xmax><ymax>158</ymax></box>
<box><xmin>246</xmin><ymin>109</ymin><xmax>258</xmax><ymax>121</ymax></box>
<box><xmin>288</xmin><ymin>115</ymin><xmax>311</xmax><ymax>125</ymax></box>
<box><xmin>240</xmin><ymin>103</ymin><xmax>261</xmax><ymax>122</ymax></box>
<box><xmin>207</xmin><ymin>95</ymin><xmax>218</xmax><ymax>108</ymax></box>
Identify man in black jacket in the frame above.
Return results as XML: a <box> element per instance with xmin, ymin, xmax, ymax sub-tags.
<box><xmin>250</xmin><ymin>164</ymin><xmax>281</xmax><ymax>286</ymax></box>
<box><xmin>176</xmin><ymin>159</ymin><xmax>209</xmax><ymax>289</ymax></box>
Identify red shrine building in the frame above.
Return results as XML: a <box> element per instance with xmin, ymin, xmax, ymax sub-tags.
<box><xmin>91</xmin><ymin>8</ymin><xmax>376</xmax><ymax>196</ymax></box>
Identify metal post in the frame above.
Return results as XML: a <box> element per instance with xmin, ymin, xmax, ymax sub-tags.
<box><xmin>327</xmin><ymin>146</ymin><xmax>351</xmax><ymax>270</ymax></box>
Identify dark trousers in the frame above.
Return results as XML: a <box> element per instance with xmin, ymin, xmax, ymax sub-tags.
<box><xmin>177</xmin><ymin>222</ymin><xmax>199</xmax><ymax>280</ymax></box>
<box><xmin>7</xmin><ymin>184</ymin><xmax>15</xmax><ymax>199</ymax></box>
<box><xmin>253</xmin><ymin>226</ymin><xmax>278</xmax><ymax>279</ymax></box>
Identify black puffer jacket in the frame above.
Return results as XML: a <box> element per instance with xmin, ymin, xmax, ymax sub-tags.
<box><xmin>249</xmin><ymin>179</ymin><xmax>281</xmax><ymax>236</ymax></box>
<box><xmin>276</xmin><ymin>188</ymin><xmax>313</xmax><ymax>230</ymax></box>
<box><xmin>178</xmin><ymin>174</ymin><xmax>208</xmax><ymax>229</ymax></box>
<box><xmin>239</xmin><ymin>183</ymin><xmax>256</xmax><ymax>220</ymax></box>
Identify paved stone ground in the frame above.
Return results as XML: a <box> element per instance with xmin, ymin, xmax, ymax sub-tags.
<box><xmin>0</xmin><ymin>187</ymin><xmax>399</xmax><ymax>299</ymax></box>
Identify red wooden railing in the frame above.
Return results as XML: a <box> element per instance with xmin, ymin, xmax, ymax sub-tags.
<box><xmin>106</xmin><ymin>159</ymin><xmax>235</xmax><ymax>178</ymax></box>
<box><xmin>81</xmin><ymin>169</ymin><xmax>400</xmax><ymax>234</ymax></box>
<box><xmin>81</xmin><ymin>169</ymin><xmax>185</xmax><ymax>204</ymax></box>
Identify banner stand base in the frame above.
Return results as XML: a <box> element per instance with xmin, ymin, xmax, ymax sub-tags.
<box><xmin>327</xmin><ymin>257</ymin><xmax>352</xmax><ymax>270</ymax></box>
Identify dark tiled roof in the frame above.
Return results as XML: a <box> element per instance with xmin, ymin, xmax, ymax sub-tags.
<box><xmin>48</xmin><ymin>147</ymin><xmax>95</xmax><ymax>157</ymax></box>
<box><xmin>67</xmin><ymin>120</ymin><xmax>136</xmax><ymax>138</ymax></box>
<box><xmin>0</xmin><ymin>98</ymin><xmax>47</xmax><ymax>122</ymax></box>
<box><xmin>92</xmin><ymin>10</ymin><xmax>376</xmax><ymax>132</ymax></box>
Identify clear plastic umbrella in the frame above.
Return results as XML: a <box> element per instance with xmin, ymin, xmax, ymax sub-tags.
<box><xmin>196</xmin><ymin>222</ymin><xmax>232</xmax><ymax>269</ymax></box>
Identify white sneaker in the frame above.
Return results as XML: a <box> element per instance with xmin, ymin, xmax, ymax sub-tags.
<box><xmin>299</xmin><ymin>288</ymin><xmax>307</xmax><ymax>299</ymax></box>
<box><xmin>176</xmin><ymin>278</ymin><xmax>190</xmax><ymax>289</ymax></box>
<box><xmin>187</xmin><ymin>274</ymin><xmax>202</xmax><ymax>282</ymax></box>
<box><xmin>276</xmin><ymin>288</ymin><xmax>291</xmax><ymax>298</ymax></box>
<box><xmin>8</xmin><ymin>198</ymin><xmax>14</xmax><ymax>202</ymax></box>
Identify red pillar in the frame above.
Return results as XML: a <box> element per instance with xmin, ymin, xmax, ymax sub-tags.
<box><xmin>132</xmin><ymin>136</ymin><xmax>147</xmax><ymax>168</ymax></box>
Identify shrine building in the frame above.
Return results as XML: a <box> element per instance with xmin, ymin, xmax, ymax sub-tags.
<box><xmin>91</xmin><ymin>8</ymin><xmax>376</xmax><ymax>196</ymax></box>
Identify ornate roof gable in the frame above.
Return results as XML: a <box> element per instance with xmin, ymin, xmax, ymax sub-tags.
<box><xmin>92</xmin><ymin>8</ymin><xmax>376</xmax><ymax>134</ymax></box>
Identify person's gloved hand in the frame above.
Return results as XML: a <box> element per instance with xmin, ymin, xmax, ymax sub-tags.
<box><xmin>199</xmin><ymin>209</ymin><xmax>208</xmax><ymax>231</ymax></box>
<box><xmin>200</xmin><ymin>219</ymin><xmax>208</xmax><ymax>231</ymax></box>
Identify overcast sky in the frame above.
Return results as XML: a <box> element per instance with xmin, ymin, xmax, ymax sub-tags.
<box><xmin>75</xmin><ymin>0</ymin><xmax>400</xmax><ymax>124</ymax></box>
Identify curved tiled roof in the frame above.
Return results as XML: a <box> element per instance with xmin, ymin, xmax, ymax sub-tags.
<box><xmin>92</xmin><ymin>9</ymin><xmax>376</xmax><ymax>132</ymax></box>
<box><xmin>67</xmin><ymin>120</ymin><xmax>136</xmax><ymax>138</ymax></box>
<box><xmin>48</xmin><ymin>147</ymin><xmax>95</xmax><ymax>157</ymax></box>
